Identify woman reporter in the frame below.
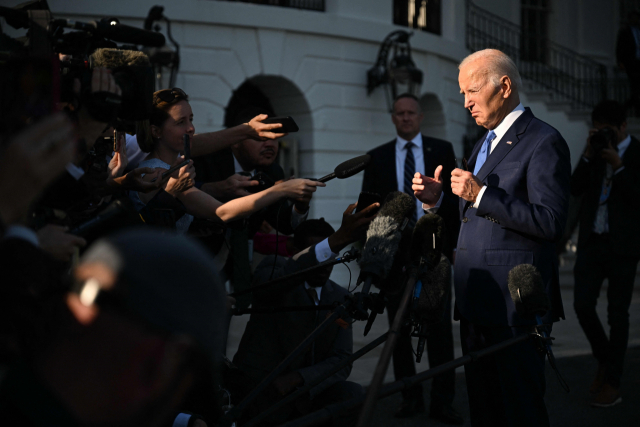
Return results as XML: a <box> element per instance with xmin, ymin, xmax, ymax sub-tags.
<box><xmin>131</xmin><ymin>88</ymin><xmax>323</xmax><ymax>233</ymax></box>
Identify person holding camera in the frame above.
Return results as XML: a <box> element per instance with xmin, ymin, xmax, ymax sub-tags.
<box><xmin>132</xmin><ymin>89</ymin><xmax>323</xmax><ymax>234</ymax></box>
<box><xmin>571</xmin><ymin>99</ymin><xmax>640</xmax><ymax>407</ymax></box>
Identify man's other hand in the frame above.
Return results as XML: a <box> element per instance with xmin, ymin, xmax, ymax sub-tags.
<box><xmin>412</xmin><ymin>166</ymin><xmax>444</xmax><ymax>207</ymax></box>
<box><xmin>601</xmin><ymin>141</ymin><xmax>623</xmax><ymax>170</ymax></box>
<box><xmin>451</xmin><ymin>168</ymin><xmax>483</xmax><ymax>203</ymax></box>
<box><xmin>273</xmin><ymin>371</ymin><xmax>304</xmax><ymax>396</ymax></box>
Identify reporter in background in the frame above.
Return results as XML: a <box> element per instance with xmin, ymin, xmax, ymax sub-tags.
<box><xmin>132</xmin><ymin>89</ymin><xmax>323</xmax><ymax>234</ymax></box>
<box><xmin>231</xmin><ymin>202</ymin><xmax>378</xmax><ymax>426</ymax></box>
<box><xmin>571</xmin><ymin>100</ymin><xmax>640</xmax><ymax>407</ymax></box>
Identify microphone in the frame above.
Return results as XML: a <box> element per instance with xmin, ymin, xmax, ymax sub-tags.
<box><xmin>318</xmin><ymin>154</ymin><xmax>371</xmax><ymax>183</ymax></box>
<box><xmin>357</xmin><ymin>191</ymin><xmax>414</xmax><ymax>326</ymax></box>
<box><xmin>59</xmin><ymin>19</ymin><xmax>166</xmax><ymax>47</ymax></box>
<box><xmin>70</xmin><ymin>198</ymin><xmax>135</xmax><ymax>236</ymax></box>
<box><xmin>409</xmin><ymin>214</ymin><xmax>451</xmax><ymax>362</ymax></box>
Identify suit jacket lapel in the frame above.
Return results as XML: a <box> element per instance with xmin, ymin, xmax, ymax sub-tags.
<box><xmin>421</xmin><ymin>135</ymin><xmax>438</xmax><ymax>177</ymax></box>
<box><xmin>476</xmin><ymin>108</ymin><xmax>534</xmax><ymax>181</ymax></box>
<box><xmin>381</xmin><ymin>140</ymin><xmax>398</xmax><ymax>192</ymax></box>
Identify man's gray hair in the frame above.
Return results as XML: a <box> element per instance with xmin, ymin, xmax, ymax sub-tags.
<box><xmin>459</xmin><ymin>49</ymin><xmax>523</xmax><ymax>91</ymax></box>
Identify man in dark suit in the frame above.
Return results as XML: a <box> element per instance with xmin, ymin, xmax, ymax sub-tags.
<box><xmin>571</xmin><ymin>100</ymin><xmax>640</xmax><ymax>407</ymax></box>
<box><xmin>231</xmin><ymin>203</ymin><xmax>376</xmax><ymax>426</ymax></box>
<box><xmin>361</xmin><ymin>94</ymin><xmax>462</xmax><ymax>424</ymax></box>
<box><xmin>413</xmin><ymin>49</ymin><xmax>571</xmax><ymax>426</ymax></box>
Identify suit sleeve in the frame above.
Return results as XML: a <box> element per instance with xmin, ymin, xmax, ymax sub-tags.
<box><xmin>476</xmin><ymin>132</ymin><xmax>571</xmax><ymax>242</ymax></box>
<box><xmin>570</xmin><ymin>157</ymin><xmax>592</xmax><ymax>197</ymax></box>
<box><xmin>297</xmin><ymin>312</ymin><xmax>353</xmax><ymax>399</ymax></box>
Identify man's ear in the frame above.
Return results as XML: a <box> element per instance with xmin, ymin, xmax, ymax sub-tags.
<box><xmin>501</xmin><ymin>75</ymin><xmax>513</xmax><ymax>98</ymax></box>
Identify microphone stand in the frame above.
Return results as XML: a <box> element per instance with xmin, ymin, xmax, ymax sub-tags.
<box><xmin>356</xmin><ymin>263</ymin><xmax>419</xmax><ymax>427</ymax></box>
<box><xmin>232</xmin><ymin>304</ymin><xmax>335</xmax><ymax>315</ymax></box>
<box><xmin>241</xmin><ymin>331</ymin><xmax>390</xmax><ymax>427</ymax></box>
<box><xmin>218</xmin><ymin>296</ymin><xmax>357</xmax><ymax>427</ymax></box>
<box><xmin>280</xmin><ymin>333</ymin><xmax>533</xmax><ymax>427</ymax></box>
<box><xmin>229</xmin><ymin>248</ymin><xmax>359</xmax><ymax>298</ymax></box>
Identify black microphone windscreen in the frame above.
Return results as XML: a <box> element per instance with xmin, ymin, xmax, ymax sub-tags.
<box><xmin>507</xmin><ymin>264</ymin><xmax>550</xmax><ymax>317</ymax></box>
<box><xmin>358</xmin><ymin>192</ymin><xmax>414</xmax><ymax>280</ymax></box>
<box><xmin>375</xmin><ymin>226</ymin><xmax>413</xmax><ymax>294</ymax></box>
<box><xmin>95</xmin><ymin>21</ymin><xmax>166</xmax><ymax>47</ymax></box>
<box><xmin>415</xmin><ymin>254</ymin><xmax>451</xmax><ymax>324</ymax></box>
<box><xmin>410</xmin><ymin>213</ymin><xmax>446</xmax><ymax>266</ymax></box>
<box><xmin>334</xmin><ymin>154</ymin><xmax>370</xmax><ymax>179</ymax></box>
<box><xmin>90</xmin><ymin>48</ymin><xmax>151</xmax><ymax>68</ymax></box>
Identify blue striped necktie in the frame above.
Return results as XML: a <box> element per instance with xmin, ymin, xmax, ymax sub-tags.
<box><xmin>473</xmin><ymin>130</ymin><xmax>496</xmax><ymax>176</ymax></box>
<box><xmin>403</xmin><ymin>141</ymin><xmax>418</xmax><ymax>228</ymax></box>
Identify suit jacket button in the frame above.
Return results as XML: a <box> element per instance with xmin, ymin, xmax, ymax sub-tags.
<box><xmin>462</xmin><ymin>217</ymin><xmax>468</xmax><ymax>223</ymax></box>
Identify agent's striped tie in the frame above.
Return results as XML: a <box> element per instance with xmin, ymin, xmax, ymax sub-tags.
<box><xmin>403</xmin><ymin>141</ymin><xmax>417</xmax><ymax>228</ymax></box>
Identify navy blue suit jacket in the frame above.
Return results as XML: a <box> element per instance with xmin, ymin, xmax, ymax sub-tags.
<box><xmin>454</xmin><ymin>108</ymin><xmax>570</xmax><ymax>327</ymax></box>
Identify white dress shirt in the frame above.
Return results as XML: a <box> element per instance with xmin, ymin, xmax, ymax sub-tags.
<box><xmin>472</xmin><ymin>103</ymin><xmax>526</xmax><ymax>209</ymax></box>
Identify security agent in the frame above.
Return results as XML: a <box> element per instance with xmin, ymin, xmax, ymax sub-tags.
<box><xmin>571</xmin><ymin>99</ymin><xmax>640</xmax><ymax>407</ymax></box>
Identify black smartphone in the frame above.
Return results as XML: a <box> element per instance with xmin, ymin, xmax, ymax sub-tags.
<box><xmin>183</xmin><ymin>134</ymin><xmax>190</xmax><ymax>160</ymax></box>
<box><xmin>355</xmin><ymin>191</ymin><xmax>381</xmax><ymax>216</ymax></box>
<box><xmin>261</xmin><ymin>116</ymin><xmax>299</xmax><ymax>133</ymax></box>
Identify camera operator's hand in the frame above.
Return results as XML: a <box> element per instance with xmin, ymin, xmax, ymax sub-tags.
<box><xmin>200</xmin><ymin>174</ymin><xmax>259</xmax><ymax>200</ymax></box>
<box><xmin>75</xmin><ymin>68</ymin><xmax>122</xmax><ymax>152</ymax></box>
<box><xmin>275</xmin><ymin>178</ymin><xmax>325</xmax><ymax>201</ymax></box>
<box><xmin>246</xmin><ymin>114</ymin><xmax>286</xmax><ymax>141</ymax></box>
<box><xmin>328</xmin><ymin>202</ymin><xmax>379</xmax><ymax>253</ymax></box>
<box><xmin>583</xmin><ymin>128</ymin><xmax>598</xmax><ymax>159</ymax></box>
<box><xmin>601</xmin><ymin>141</ymin><xmax>624</xmax><ymax>170</ymax></box>
<box><xmin>0</xmin><ymin>113</ymin><xmax>75</xmax><ymax>226</ymax></box>
<box><xmin>107</xmin><ymin>132</ymin><xmax>128</xmax><ymax>184</ymax></box>
<box><xmin>165</xmin><ymin>157</ymin><xmax>196</xmax><ymax>197</ymax></box>
<box><xmin>37</xmin><ymin>224</ymin><xmax>87</xmax><ymax>262</ymax></box>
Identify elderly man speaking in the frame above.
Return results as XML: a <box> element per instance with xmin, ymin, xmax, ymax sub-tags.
<box><xmin>412</xmin><ymin>49</ymin><xmax>571</xmax><ymax>426</ymax></box>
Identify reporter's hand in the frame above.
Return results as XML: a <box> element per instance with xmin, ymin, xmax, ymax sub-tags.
<box><xmin>246</xmin><ymin>114</ymin><xmax>287</xmax><ymax>141</ymax></box>
<box><xmin>276</xmin><ymin>178</ymin><xmax>325</xmax><ymax>200</ymax></box>
<box><xmin>107</xmin><ymin>132</ymin><xmax>128</xmax><ymax>182</ymax></box>
<box><xmin>165</xmin><ymin>157</ymin><xmax>196</xmax><ymax>197</ymax></box>
<box><xmin>37</xmin><ymin>224</ymin><xmax>87</xmax><ymax>262</ymax></box>
<box><xmin>412</xmin><ymin>167</ymin><xmax>443</xmax><ymax>207</ymax></box>
<box><xmin>328</xmin><ymin>202</ymin><xmax>379</xmax><ymax>253</ymax></box>
<box><xmin>0</xmin><ymin>113</ymin><xmax>75</xmax><ymax>225</ymax></box>
<box><xmin>112</xmin><ymin>167</ymin><xmax>162</xmax><ymax>192</ymax></box>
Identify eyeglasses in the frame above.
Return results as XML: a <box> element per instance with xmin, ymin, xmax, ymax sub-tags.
<box><xmin>155</xmin><ymin>87</ymin><xmax>188</xmax><ymax>104</ymax></box>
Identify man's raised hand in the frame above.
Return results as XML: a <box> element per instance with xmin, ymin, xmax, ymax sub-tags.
<box><xmin>451</xmin><ymin>168</ymin><xmax>483</xmax><ymax>203</ymax></box>
<box><xmin>412</xmin><ymin>165</ymin><xmax>444</xmax><ymax>207</ymax></box>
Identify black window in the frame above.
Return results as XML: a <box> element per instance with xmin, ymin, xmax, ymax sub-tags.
<box><xmin>520</xmin><ymin>0</ymin><xmax>549</xmax><ymax>63</ymax></box>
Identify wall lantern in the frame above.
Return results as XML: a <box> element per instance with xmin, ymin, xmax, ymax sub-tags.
<box><xmin>367</xmin><ymin>30</ymin><xmax>423</xmax><ymax>112</ymax></box>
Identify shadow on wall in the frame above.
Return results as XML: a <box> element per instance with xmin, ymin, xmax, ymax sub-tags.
<box><xmin>420</xmin><ymin>93</ymin><xmax>446</xmax><ymax>140</ymax></box>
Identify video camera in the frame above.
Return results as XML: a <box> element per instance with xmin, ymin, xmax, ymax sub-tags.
<box><xmin>0</xmin><ymin>1</ymin><xmax>166</xmax><ymax>137</ymax></box>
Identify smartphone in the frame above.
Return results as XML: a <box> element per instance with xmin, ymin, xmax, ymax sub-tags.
<box><xmin>183</xmin><ymin>133</ymin><xmax>190</xmax><ymax>160</ymax></box>
<box><xmin>355</xmin><ymin>191</ymin><xmax>381</xmax><ymax>216</ymax></box>
<box><xmin>152</xmin><ymin>159</ymin><xmax>190</xmax><ymax>181</ymax></box>
<box><xmin>261</xmin><ymin>116</ymin><xmax>299</xmax><ymax>133</ymax></box>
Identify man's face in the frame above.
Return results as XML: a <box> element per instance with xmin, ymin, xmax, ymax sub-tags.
<box><xmin>391</xmin><ymin>97</ymin><xmax>423</xmax><ymax>140</ymax></box>
<box><xmin>233</xmin><ymin>137</ymin><xmax>278</xmax><ymax>171</ymax></box>
<box><xmin>459</xmin><ymin>59</ymin><xmax>508</xmax><ymax>129</ymax></box>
